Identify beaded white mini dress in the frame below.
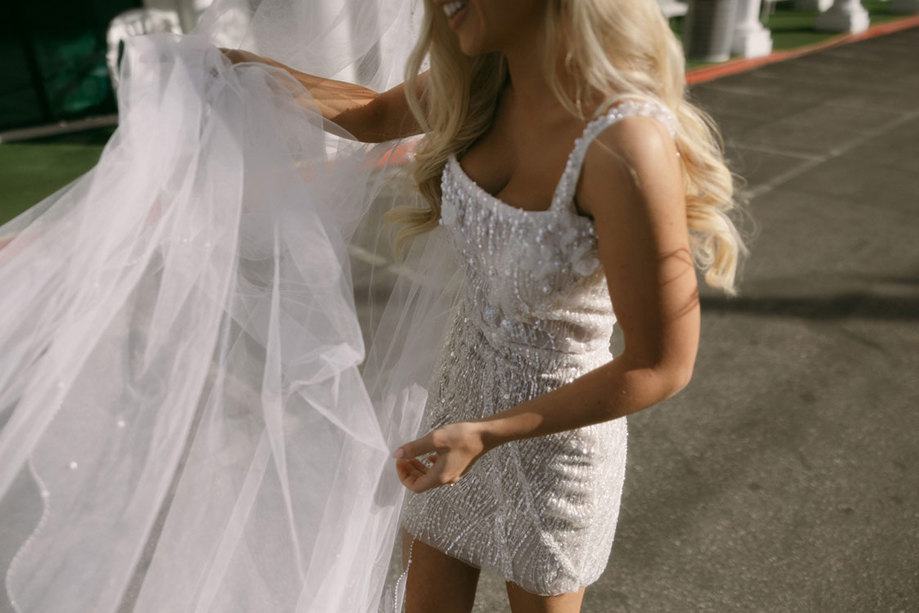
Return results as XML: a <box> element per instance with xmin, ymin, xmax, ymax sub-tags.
<box><xmin>399</xmin><ymin>99</ymin><xmax>678</xmax><ymax>596</ymax></box>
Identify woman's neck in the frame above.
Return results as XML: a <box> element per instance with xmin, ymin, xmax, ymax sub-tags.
<box><xmin>499</xmin><ymin>22</ymin><xmax>561</xmax><ymax>117</ymax></box>
<box><xmin>499</xmin><ymin>28</ymin><xmax>585</xmax><ymax>120</ymax></box>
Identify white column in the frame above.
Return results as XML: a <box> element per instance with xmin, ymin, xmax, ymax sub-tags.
<box><xmin>143</xmin><ymin>0</ymin><xmax>210</xmax><ymax>32</ymax></box>
<box><xmin>732</xmin><ymin>0</ymin><xmax>773</xmax><ymax>57</ymax></box>
<box><xmin>891</xmin><ymin>0</ymin><xmax>919</xmax><ymax>14</ymax></box>
<box><xmin>815</xmin><ymin>0</ymin><xmax>870</xmax><ymax>33</ymax></box>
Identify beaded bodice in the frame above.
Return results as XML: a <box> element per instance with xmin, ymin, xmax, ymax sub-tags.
<box><xmin>437</xmin><ymin>98</ymin><xmax>678</xmax><ymax>360</ymax></box>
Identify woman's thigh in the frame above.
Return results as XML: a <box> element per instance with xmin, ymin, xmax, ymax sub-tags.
<box><xmin>505</xmin><ymin>581</ymin><xmax>586</xmax><ymax>613</ymax></box>
<box><xmin>402</xmin><ymin>529</ymin><xmax>480</xmax><ymax>613</ymax></box>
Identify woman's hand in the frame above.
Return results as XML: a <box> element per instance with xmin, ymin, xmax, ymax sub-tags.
<box><xmin>217</xmin><ymin>48</ymin><xmax>423</xmax><ymax>142</ymax></box>
<box><xmin>392</xmin><ymin>422</ymin><xmax>490</xmax><ymax>493</ymax></box>
<box><xmin>219</xmin><ymin>48</ymin><xmax>272</xmax><ymax>66</ymax></box>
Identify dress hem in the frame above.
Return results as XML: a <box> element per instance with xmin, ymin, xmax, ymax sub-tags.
<box><xmin>398</xmin><ymin>522</ymin><xmax>603</xmax><ymax>597</ymax></box>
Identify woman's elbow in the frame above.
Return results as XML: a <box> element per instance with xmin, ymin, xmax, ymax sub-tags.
<box><xmin>620</xmin><ymin>356</ymin><xmax>695</xmax><ymax>410</ymax></box>
<box><xmin>659</xmin><ymin>358</ymin><xmax>694</xmax><ymax>399</ymax></box>
<box><xmin>615</xmin><ymin>348</ymin><xmax>695</xmax><ymax>408</ymax></box>
<box><xmin>670</xmin><ymin>362</ymin><xmax>694</xmax><ymax>396</ymax></box>
<box><xmin>639</xmin><ymin>358</ymin><xmax>693</xmax><ymax>402</ymax></box>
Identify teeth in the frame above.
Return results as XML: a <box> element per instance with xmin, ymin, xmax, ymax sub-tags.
<box><xmin>443</xmin><ymin>0</ymin><xmax>467</xmax><ymax>18</ymax></box>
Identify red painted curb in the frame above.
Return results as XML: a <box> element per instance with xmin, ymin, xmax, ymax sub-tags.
<box><xmin>685</xmin><ymin>14</ymin><xmax>919</xmax><ymax>84</ymax></box>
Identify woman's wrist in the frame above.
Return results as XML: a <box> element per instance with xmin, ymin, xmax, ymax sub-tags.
<box><xmin>472</xmin><ymin>416</ymin><xmax>515</xmax><ymax>452</ymax></box>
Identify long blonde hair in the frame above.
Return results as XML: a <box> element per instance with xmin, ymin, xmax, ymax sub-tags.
<box><xmin>386</xmin><ymin>0</ymin><xmax>748</xmax><ymax>294</ymax></box>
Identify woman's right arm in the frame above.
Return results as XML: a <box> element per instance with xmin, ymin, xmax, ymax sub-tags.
<box><xmin>221</xmin><ymin>49</ymin><xmax>424</xmax><ymax>143</ymax></box>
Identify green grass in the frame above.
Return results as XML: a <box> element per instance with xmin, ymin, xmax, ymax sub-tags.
<box><xmin>0</xmin><ymin>127</ymin><xmax>114</xmax><ymax>225</ymax></box>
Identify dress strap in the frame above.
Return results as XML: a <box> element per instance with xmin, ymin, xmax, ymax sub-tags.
<box><xmin>550</xmin><ymin>98</ymin><xmax>678</xmax><ymax>213</ymax></box>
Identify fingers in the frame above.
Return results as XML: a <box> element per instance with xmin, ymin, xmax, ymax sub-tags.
<box><xmin>410</xmin><ymin>468</ymin><xmax>460</xmax><ymax>493</ymax></box>
<box><xmin>395</xmin><ymin>458</ymin><xmax>427</xmax><ymax>483</ymax></box>
<box><xmin>396</xmin><ymin>461</ymin><xmax>430</xmax><ymax>487</ymax></box>
<box><xmin>392</xmin><ymin>427</ymin><xmax>469</xmax><ymax>492</ymax></box>
<box><xmin>410</xmin><ymin>471</ymin><xmax>442</xmax><ymax>493</ymax></box>
<box><xmin>392</xmin><ymin>433</ymin><xmax>436</xmax><ymax>461</ymax></box>
<box><xmin>395</xmin><ymin>454</ymin><xmax>460</xmax><ymax>493</ymax></box>
<box><xmin>218</xmin><ymin>48</ymin><xmax>261</xmax><ymax>66</ymax></box>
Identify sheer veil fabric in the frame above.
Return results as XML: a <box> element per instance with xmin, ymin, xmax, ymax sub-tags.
<box><xmin>0</xmin><ymin>1</ymin><xmax>458</xmax><ymax>611</ymax></box>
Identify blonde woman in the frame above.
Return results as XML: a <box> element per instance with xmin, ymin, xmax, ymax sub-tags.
<box><xmin>227</xmin><ymin>0</ymin><xmax>744</xmax><ymax>611</ymax></box>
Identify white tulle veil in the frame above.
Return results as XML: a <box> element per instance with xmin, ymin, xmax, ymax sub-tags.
<box><xmin>0</xmin><ymin>1</ymin><xmax>460</xmax><ymax>611</ymax></box>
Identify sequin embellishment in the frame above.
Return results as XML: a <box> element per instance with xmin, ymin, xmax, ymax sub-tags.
<box><xmin>400</xmin><ymin>99</ymin><xmax>677</xmax><ymax>595</ymax></box>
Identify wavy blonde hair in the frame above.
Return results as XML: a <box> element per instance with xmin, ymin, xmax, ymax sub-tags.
<box><xmin>386</xmin><ymin>0</ymin><xmax>748</xmax><ymax>294</ymax></box>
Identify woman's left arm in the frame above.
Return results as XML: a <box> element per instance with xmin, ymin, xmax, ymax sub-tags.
<box><xmin>394</xmin><ymin>115</ymin><xmax>699</xmax><ymax>492</ymax></box>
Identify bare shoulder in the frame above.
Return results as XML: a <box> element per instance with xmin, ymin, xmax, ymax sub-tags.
<box><xmin>577</xmin><ymin>113</ymin><xmax>682</xmax><ymax>219</ymax></box>
<box><xmin>594</xmin><ymin>111</ymin><xmax>676</xmax><ymax>152</ymax></box>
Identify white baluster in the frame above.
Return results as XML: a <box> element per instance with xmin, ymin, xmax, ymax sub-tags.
<box><xmin>815</xmin><ymin>0</ymin><xmax>869</xmax><ymax>33</ymax></box>
<box><xmin>732</xmin><ymin>0</ymin><xmax>774</xmax><ymax>57</ymax></box>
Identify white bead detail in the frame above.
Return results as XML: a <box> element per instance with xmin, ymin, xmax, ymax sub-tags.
<box><xmin>402</xmin><ymin>102</ymin><xmax>668</xmax><ymax>592</ymax></box>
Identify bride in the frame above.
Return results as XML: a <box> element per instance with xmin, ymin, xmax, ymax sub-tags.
<box><xmin>0</xmin><ymin>0</ymin><xmax>743</xmax><ymax>611</ymax></box>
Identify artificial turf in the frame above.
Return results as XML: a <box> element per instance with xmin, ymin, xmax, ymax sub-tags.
<box><xmin>0</xmin><ymin>127</ymin><xmax>115</xmax><ymax>225</ymax></box>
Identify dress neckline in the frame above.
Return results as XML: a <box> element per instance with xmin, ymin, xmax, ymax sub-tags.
<box><xmin>446</xmin><ymin>98</ymin><xmax>673</xmax><ymax>218</ymax></box>
<box><xmin>447</xmin><ymin>154</ymin><xmax>562</xmax><ymax>216</ymax></box>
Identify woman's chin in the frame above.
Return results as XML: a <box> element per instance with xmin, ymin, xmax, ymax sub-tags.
<box><xmin>456</xmin><ymin>36</ymin><xmax>489</xmax><ymax>58</ymax></box>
